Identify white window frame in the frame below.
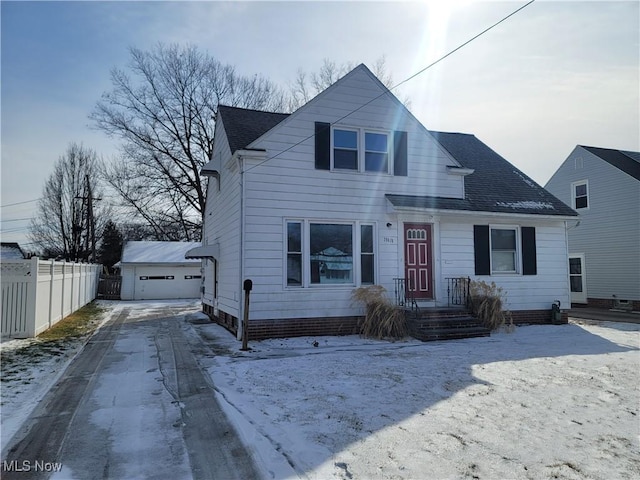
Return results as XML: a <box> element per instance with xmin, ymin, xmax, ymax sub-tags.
<box><xmin>571</xmin><ymin>180</ymin><xmax>589</xmax><ymax>210</ymax></box>
<box><xmin>331</xmin><ymin>126</ymin><xmax>392</xmax><ymax>174</ymax></box>
<box><xmin>284</xmin><ymin>219</ymin><xmax>377</xmax><ymax>288</ymax></box>
<box><xmin>489</xmin><ymin>225</ymin><xmax>520</xmax><ymax>274</ymax></box>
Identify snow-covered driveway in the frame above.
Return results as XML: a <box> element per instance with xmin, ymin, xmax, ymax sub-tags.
<box><xmin>2</xmin><ymin>301</ymin><xmax>257</xmax><ymax>480</ymax></box>
<box><xmin>194</xmin><ymin>318</ymin><xmax>640</xmax><ymax>480</ymax></box>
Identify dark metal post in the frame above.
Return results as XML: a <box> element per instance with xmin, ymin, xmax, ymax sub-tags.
<box><xmin>241</xmin><ymin>279</ymin><xmax>253</xmax><ymax>351</ymax></box>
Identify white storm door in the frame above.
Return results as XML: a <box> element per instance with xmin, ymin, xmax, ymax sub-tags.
<box><xmin>569</xmin><ymin>254</ymin><xmax>587</xmax><ymax>304</ymax></box>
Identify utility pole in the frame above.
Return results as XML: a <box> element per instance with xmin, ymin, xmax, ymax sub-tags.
<box><xmin>86</xmin><ymin>175</ymin><xmax>96</xmax><ymax>263</ymax></box>
<box><xmin>76</xmin><ymin>175</ymin><xmax>100</xmax><ymax>263</ymax></box>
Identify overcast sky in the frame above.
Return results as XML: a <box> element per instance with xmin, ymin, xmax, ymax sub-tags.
<box><xmin>1</xmin><ymin>1</ymin><xmax>638</xmax><ymax>248</ymax></box>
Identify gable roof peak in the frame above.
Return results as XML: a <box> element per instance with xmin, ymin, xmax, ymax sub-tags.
<box><xmin>579</xmin><ymin>145</ymin><xmax>640</xmax><ymax>181</ymax></box>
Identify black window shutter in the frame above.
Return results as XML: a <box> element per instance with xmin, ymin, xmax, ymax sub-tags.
<box><xmin>473</xmin><ymin>225</ymin><xmax>490</xmax><ymax>275</ymax></box>
<box><xmin>521</xmin><ymin>227</ymin><xmax>537</xmax><ymax>275</ymax></box>
<box><xmin>315</xmin><ymin>122</ymin><xmax>330</xmax><ymax>170</ymax></box>
<box><xmin>393</xmin><ymin>131</ymin><xmax>408</xmax><ymax>176</ymax></box>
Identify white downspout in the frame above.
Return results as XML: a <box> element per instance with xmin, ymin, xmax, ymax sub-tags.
<box><xmin>237</xmin><ymin>155</ymin><xmax>245</xmax><ymax>340</ymax></box>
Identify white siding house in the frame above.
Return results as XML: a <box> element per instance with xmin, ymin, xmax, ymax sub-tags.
<box><xmin>120</xmin><ymin>241</ymin><xmax>202</xmax><ymax>300</ymax></box>
<box><xmin>192</xmin><ymin>65</ymin><xmax>578</xmax><ymax>340</ymax></box>
<box><xmin>545</xmin><ymin>145</ymin><xmax>640</xmax><ymax>310</ymax></box>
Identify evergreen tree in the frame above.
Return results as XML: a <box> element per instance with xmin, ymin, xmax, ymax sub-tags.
<box><xmin>98</xmin><ymin>220</ymin><xmax>123</xmax><ymax>272</ymax></box>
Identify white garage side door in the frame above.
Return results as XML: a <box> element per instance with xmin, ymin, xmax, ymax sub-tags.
<box><xmin>133</xmin><ymin>265</ymin><xmax>201</xmax><ymax>300</ymax></box>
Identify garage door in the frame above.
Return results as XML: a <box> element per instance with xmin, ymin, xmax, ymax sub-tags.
<box><xmin>133</xmin><ymin>266</ymin><xmax>201</xmax><ymax>300</ymax></box>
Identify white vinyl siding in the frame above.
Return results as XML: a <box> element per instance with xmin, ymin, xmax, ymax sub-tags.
<box><xmin>440</xmin><ymin>219</ymin><xmax>571</xmax><ymax>311</ymax></box>
<box><xmin>200</xmin><ymin>120</ymin><xmax>242</xmax><ymax>317</ymax></box>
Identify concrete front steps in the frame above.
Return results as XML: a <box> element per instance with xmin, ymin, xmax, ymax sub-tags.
<box><xmin>407</xmin><ymin>308</ymin><xmax>491</xmax><ymax>342</ymax></box>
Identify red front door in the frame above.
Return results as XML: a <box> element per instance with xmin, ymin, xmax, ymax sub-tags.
<box><xmin>404</xmin><ymin>223</ymin><xmax>433</xmax><ymax>300</ymax></box>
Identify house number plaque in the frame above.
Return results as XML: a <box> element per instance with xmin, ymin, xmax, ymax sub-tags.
<box><xmin>383</xmin><ymin>236</ymin><xmax>396</xmax><ymax>245</ymax></box>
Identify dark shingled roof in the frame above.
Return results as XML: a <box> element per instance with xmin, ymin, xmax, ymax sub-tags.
<box><xmin>215</xmin><ymin>106</ymin><xmax>577</xmax><ymax>217</ymax></box>
<box><xmin>581</xmin><ymin>145</ymin><xmax>640</xmax><ymax>181</ymax></box>
<box><xmin>218</xmin><ymin>105</ymin><xmax>289</xmax><ymax>153</ymax></box>
<box><xmin>424</xmin><ymin>131</ymin><xmax>578</xmax><ymax>216</ymax></box>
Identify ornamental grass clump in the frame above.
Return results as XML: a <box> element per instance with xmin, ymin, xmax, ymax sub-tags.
<box><xmin>469</xmin><ymin>280</ymin><xmax>514</xmax><ymax>332</ymax></box>
<box><xmin>351</xmin><ymin>285</ymin><xmax>407</xmax><ymax>340</ymax></box>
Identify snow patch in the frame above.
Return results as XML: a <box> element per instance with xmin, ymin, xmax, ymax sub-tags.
<box><xmin>496</xmin><ymin>200</ymin><xmax>555</xmax><ymax>210</ymax></box>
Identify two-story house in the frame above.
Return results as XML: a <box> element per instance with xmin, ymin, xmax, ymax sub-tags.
<box><xmin>545</xmin><ymin>145</ymin><xmax>640</xmax><ymax>311</ymax></box>
<box><xmin>188</xmin><ymin>64</ymin><xmax>578</xmax><ymax>340</ymax></box>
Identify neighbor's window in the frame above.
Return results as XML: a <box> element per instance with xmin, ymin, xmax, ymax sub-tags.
<box><xmin>572</xmin><ymin>180</ymin><xmax>589</xmax><ymax>209</ymax></box>
<box><xmin>333</xmin><ymin>129</ymin><xmax>358</xmax><ymax>170</ymax></box>
<box><xmin>490</xmin><ymin>227</ymin><xmax>518</xmax><ymax>273</ymax></box>
<box><xmin>310</xmin><ymin>223</ymin><xmax>353</xmax><ymax>284</ymax></box>
<box><xmin>360</xmin><ymin>224</ymin><xmax>375</xmax><ymax>284</ymax></box>
<box><xmin>364</xmin><ymin>132</ymin><xmax>389</xmax><ymax>172</ymax></box>
<box><xmin>287</xmin><ymin>222</ymin><xmax>302</xmax><ymax>286</ymax></box>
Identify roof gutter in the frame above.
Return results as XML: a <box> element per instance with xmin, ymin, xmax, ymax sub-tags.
<box><xmin>387</xmin><ymin>203</ymin><xmax>579</xmax><ymax>221</ymax></box>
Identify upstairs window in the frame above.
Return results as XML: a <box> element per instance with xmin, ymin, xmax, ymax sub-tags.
<box><xmin>572</xmin><ymin>180</ymin><xmax>589</xmax><ymax>209</ymax></box>
<box><xmin>333</xmin><ymin>129</ymin><xmax>359</xmax><ymax>170</ymax></box>
<box><xmin>364</xmin><ymin>133</ymin><xmax>389</xmax><ymax>172</ymax></box>
<box><xmin>315</xmin><ymin>122</ymin><xmax>407</xmax><ymax>175</ymax></box>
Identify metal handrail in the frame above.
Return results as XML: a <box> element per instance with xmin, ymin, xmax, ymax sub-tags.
<box><xmin>446</xmin><ymin>277</ymin><xmax>471</xmax><ymax>308</ymax></box>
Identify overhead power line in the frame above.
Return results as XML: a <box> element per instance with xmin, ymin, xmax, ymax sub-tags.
<box><xmin>245</xmin><ymin>0</ymin><xmax>535</xmax><ymax>174</ymax></box>
<box><xmin>0</xmin><ymin>198</ymin><xmax>40</xmax><ymax>208</ymax></box>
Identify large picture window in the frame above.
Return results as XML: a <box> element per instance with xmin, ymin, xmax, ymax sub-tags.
<box><xmin>286</xmin><ymin>221</ymin><xmax>375</xmax><ymax>287</ymax></box>
<box><xmin>310</xmin><ymin>224</ymin><xmax>353</xmax><ymax>284</ymax></box>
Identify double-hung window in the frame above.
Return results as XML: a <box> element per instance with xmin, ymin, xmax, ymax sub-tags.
<box><xmin>286</xmin><ymin>221</ymin><xmax>375</xmax><ymax>287</ymax></box>
<box><xmin>360</xmin><ymin>224</ymin><xmax>375</xmax><ymax>284</ymax></box>
<box><xmin>490</xmin><ymin>227</ymin><xmax>518</xmax><ymax>273</ymax></box>
<box><xmin>287</xmin><ymin>222</ymin><xmax>302</xmax><ymax>286</ymax></box>
<box><xmin>572</xmin><ymin>180</ymin><xmax>589</xmax><ymax>209</ymax></box>
<box><xmin>332</xmin><ymin>128</ymin><xmax>390</xmax><ymax>173</ymax></box>
<box><xmin>333</xmin><ymin>129</ymin><xmax>359</xmax><ymax>170</ymax></box>
<box><xmin>315</xmin><ymin>122</ymin><xmax>406</xmax><ymax>175</ymax></box>
<box><xmin>364</xmin><ymin>132</ymin><xmax>389</xmax><ymax>172</ymax></box>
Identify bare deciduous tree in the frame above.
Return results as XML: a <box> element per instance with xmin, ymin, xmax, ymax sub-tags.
<box><xmin>29</xmin><ymin>143</ymin><xmax>108</xmax><ymax>261</ymax></box>
<box><xmin>91</xmin><ymin>44</ymin><xmax>286</xmax><ymax>240</ymax></box>
<box><xmin>287</xmin><ymin>56</ymin><xmax>404</xmax><ymax>111</ymax></box>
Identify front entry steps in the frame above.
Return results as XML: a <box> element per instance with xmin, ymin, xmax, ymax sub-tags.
<box><xmin>407</xmin><ymin>308</ymin><xmax>490</xmax><ymax>342</ymax></box>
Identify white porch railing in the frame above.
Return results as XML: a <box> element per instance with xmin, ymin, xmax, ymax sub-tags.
<box><xmin>1</xmin><ymin>258</ymin><xmax>101</xmax><ymax>338</ymax></box>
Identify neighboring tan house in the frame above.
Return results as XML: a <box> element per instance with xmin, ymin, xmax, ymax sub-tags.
<box><xmin>545</xmin><ymin>145</ymin><xmax>640</xmax><ymax>311</ymax></box>
<box><xmin>120</xmin><ymin>241</ymin><xmax>202</xmax><ymax>300</ymax></box>
<box><xmin>188</xmin><ymin>64</ymin><xmax>578</xmax><ymax>340</ymax></box>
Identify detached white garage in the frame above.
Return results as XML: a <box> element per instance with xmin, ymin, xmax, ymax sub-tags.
<box><xmin>120</xmin><ymin>241</ymin><xmax>202</xmax><ymax>300</ymax></box>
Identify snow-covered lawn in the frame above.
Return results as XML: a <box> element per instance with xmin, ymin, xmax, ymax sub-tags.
<box><xmin>2</xmin><ymin>300</ymin><xmax>639</xmax><ymax>480</ymax></box>
<box><xmin>194</xmin><ymin>319</ymin><xmax>640</xmax><ymax>480</ymax></box>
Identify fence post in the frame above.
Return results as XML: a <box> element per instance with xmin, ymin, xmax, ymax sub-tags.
<box><xmin>25</xmin><ymin>257</ymin><xmax>39</xmax><ymax>337</ymax></box>
<box><xmin>48</xmin><ymin>259</ymin><xmax>55</xmax><ymax>329</ymax></box>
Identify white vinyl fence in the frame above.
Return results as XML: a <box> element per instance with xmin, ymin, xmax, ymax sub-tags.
<box><xmin>1</xmin><ymin>258</ymin><xmax>101</xmax><ymax>338</ymax></box>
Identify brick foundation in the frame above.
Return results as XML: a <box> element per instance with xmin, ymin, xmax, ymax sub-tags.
<box><xmin>203</xmin><ymin>304</ymin><xmax>239</xmax><ymax>336</ymax></box>
<box><xmin>585</xmin><ymin>298</ymin><xmax>640</xmax><ymax>311</ymax></box>
<box><xmin>587</xmin><ymin>298</ymin><xmax>614</xmax><ymax>309</ymax></box>
<box><xmin>247</xmin><ymin>316</ymin><xmax>361</xmax><ymax>340</ymax></box>
<box><xmin>202</xmin><ymin>306</ymin><xmax>361</xmax><ymax>340</ymax></box>
<box><xmin>510</xmin><ymin>309</ymin><xmax>568</xmax><ymax>325</ymax></box>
